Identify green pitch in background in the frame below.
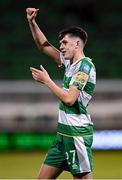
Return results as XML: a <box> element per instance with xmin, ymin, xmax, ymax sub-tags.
<box><xmin>0</xmin><ymin>150</ymin><xmax>122</xmax><ymax>179</ymax></box>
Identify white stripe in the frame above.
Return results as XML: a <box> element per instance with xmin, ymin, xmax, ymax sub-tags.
<box><xmin>88</xmin><ymin>67</ymin><xmax>96</xmax><ymax>84</ymax></box>
<box><xmin>58</xmin><ymin>110</ymin><xmax>93</xmax><ymax>126</ymax></box>
<box><xmin>74</xmin><ymin>136</ymin><xmax>91</xmax><ymax>172</ymax></box>
<box><xmin>78</xmin><ymin>91</ymin><xmax>92</xmax><ymax>107</ymax></box>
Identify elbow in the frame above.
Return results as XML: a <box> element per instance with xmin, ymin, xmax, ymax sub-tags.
<box><xmin>36</xmin><ymin>40</ymin><xmax>49</xmax><ymax>50</ymax></box>
<box><xmin>65</xmin><ymin>98</ymin><xmax>75</xmax><ymax>107</ymax></box>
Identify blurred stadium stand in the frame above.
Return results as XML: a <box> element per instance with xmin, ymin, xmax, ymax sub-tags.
<box><xmin>0</xmin><ymin>80</ymin><xmax>122</xmax><ymax>132</ymax></box>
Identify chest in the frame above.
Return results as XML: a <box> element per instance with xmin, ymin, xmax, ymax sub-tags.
<box><xmin>63</xmin><ymin>65</ymin><xmax>79</xmax><ymax>89</ymax></box>
<box><xmin>65</xmin><ymin>64</ymin><xmax>79</xmax><ymax>77</ymax></box>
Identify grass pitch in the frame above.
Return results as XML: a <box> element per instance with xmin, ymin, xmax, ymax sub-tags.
<box><xmin>0</xmin><ymin>150</ymin><xmax>122</xmax><ymax>179</ymax></box>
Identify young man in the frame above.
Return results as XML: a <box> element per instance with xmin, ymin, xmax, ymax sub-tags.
<box><xmin>26</xmin><ymin>8</ymin><xmax>96</xmax><ymax>179</ymax></box>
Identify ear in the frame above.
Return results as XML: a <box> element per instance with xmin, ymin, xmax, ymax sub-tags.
<box><xmin>75</xmin><ymin>40</ymin><xmax>80</xmax><ymax>49</ymax></box>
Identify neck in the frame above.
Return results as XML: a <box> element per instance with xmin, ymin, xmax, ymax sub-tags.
<box><xmin>71</xmin><ymin>51</ymin><xmax>85</xmax><ymax>64</ymax></box>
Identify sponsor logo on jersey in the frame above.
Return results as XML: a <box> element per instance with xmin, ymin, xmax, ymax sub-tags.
<box><xmin>74</xmin><ymin>72</ymin><xmax>88</xmax><ymax>84</ymax></box>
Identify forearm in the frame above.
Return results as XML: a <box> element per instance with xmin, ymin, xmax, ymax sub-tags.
<box><xmin>30</xmin><ymin>66</ymin><xmax>80</xmax><ymax>105</ymax></box>
<box><xmin>28</xmin><ymin>19</ymin><xmax>49</xmax><ymax>49</ymax></box>
<box><xmin>45</xmin><ymin>79</ymin><xmax>71</xmax><ymax>105</ymax></box>
<box><xmin>28</xmin><ymin>19</ymin><xmax>61</xmax><ymax>64</ymax></box>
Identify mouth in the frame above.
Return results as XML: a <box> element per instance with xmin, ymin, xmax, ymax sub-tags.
<box><xmin>61</xmin><ymin>51</ymin><xmax>66</xmax><ymax>56</ymax></box>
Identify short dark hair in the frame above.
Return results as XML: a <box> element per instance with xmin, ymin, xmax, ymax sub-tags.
<box><xmin>59</xmin><ymin>26</ymin><xmax>88</xmax><ymax>45</ymax></box>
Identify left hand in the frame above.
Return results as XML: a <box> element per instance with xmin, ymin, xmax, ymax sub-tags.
<box><xmin>30</xmin><ymin>65</ymin><xmax>51</xmax><ymax>84</ymax></box>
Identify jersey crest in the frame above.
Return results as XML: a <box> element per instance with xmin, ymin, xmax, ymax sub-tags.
<box><xmin>80</xmin><ymin>64</ymin><xmax>90</xmax><ymax>74</ymax></box>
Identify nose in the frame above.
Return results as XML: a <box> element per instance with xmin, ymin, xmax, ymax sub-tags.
<box><xmin>59</xmin><ymin>45</ymin><xmax>62</xmax><ymax>51</ymax></box>
<box><xmin>59</xmin><ymin>44</ymin><xmax>64</xmax><ymax>51</ymax></box>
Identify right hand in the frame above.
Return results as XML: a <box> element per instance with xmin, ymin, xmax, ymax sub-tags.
<box><xmin>26</xmin><ymin>8</ymin><xmax>39</xmax><ymax>21</ymax></box>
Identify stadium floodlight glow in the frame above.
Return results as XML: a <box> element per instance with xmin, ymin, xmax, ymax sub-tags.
<box><xmin>92</xmin><ymin>130</ymin><xmax>122</xmax><ymax>150</ymax></box>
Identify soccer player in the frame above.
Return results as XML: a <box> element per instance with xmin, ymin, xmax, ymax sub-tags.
<box><xmin>26</xmin><ymin>8</ymin><xmax>96</xmax><ymax>179</ymax></box>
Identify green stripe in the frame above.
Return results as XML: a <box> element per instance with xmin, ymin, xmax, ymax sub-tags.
<box><xmin>84</xmin><ymin>82</ymin><xmax>96</xmax><ymax>96</ymax></box>
<box><xmin>72</xmin><ymin>81</ymin><xmax>84</xmax><ymax>90</ymax></box>
<box><xmin>80</xmin><ymin>58</ymin><xmax>92</xmax><ymax>69</ymax></box>
<box><xmin>63</xmin><ymin>75</ymin><xmax>71</xmax><ymax>89</ymax></box>
<box><xmin>57</xmin><ymin>123</ymin><xmax>93</xmax><ymax>136</ymax></box>
<box><xmin>59</xmin><ymin>101</ymin><xmax>87</xmax><ymax>114</ymax></box>
<box><xmin>82</xmin><ymin>57</ymin><xmax>95</xmax><ymax>68</ymax></box>
<box><xmin>63</xmin><ymin>136</ymin><xmax>81</xmax><ymax>174</ymax></box>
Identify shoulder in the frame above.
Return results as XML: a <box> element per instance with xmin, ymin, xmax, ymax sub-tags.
<box><xmin>80</xmin><ymin>57</ymin><xmax>95</xmax><ymax>73</ymax></box>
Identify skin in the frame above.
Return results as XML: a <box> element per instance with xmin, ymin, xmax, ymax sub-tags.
<box><xmin>26</xmin><ymin>8</ymin><xmax>92</xmax><ymax>179</ymax></box>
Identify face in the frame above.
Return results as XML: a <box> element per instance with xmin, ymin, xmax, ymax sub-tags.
<box><xmin>59</xmin><ymin>34</ymin><xmax>78</xmax><ymax>60</ymax></box>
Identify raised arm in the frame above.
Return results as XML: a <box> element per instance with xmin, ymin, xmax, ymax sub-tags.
<box><xmin>26</xmin><ymin>8</ymin><xmax>61</xmax><ymax>65</ymax></box>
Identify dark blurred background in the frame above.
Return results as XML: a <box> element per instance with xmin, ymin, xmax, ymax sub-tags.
<box><xmin>0</xmin><ymin>0</ymin><xmax>122</xmax><ymax>79</ymax></box>
<box><xmin>0</xmin><ymin>0</ymin><xmax>122</xmax><ymax>179</ymax></box>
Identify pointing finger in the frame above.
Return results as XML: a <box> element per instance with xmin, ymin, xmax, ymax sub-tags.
<box><xmin>30</xmin><ymin>67</ymin><xmax>40</xmax><ymax>73</ymax></box>
<box><xmin>40</xmin><ymin>65</ymin><xmax>46</xmax><ymax>72</ymax></box>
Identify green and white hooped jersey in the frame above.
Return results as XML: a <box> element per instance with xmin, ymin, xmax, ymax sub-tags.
<box><xmin>57</xmin><ymin>54</ymin><xmax>96</xmax><ymax>137</ymax></box>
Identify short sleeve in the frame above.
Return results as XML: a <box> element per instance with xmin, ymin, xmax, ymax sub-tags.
<box><xmin>70</xmin><ymin>62</ymin><xmax>91</xmax><ymax>90</ymax></box>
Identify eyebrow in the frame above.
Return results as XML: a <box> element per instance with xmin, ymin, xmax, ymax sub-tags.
<box><xmin>59</xmin><ymin>39</ymin><xmax>68</xmax><ymax>44</ymax></box>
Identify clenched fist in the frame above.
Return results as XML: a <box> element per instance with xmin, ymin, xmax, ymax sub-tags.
<box><xmin>26</xmin><ymin>8</ymin><xmax>39</xmax><ymax>21</ymax></box>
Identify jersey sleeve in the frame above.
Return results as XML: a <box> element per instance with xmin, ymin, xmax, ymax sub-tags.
<box><xmin>69</xmin><ymin>62</ymin><xmax>91</xmax><ymax>90</ymax></box>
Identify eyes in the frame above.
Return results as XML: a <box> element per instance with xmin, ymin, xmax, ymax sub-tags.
<box><xmin>60</xmin><ymin>40</ymin><xmax>68</xmax><ymax>46</ymax></box>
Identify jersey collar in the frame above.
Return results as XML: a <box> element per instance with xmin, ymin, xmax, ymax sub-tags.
<box><xmin>71</xmin><ymin>57</ymin><xmax>87</xmax><ymax>67</ymax></box>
